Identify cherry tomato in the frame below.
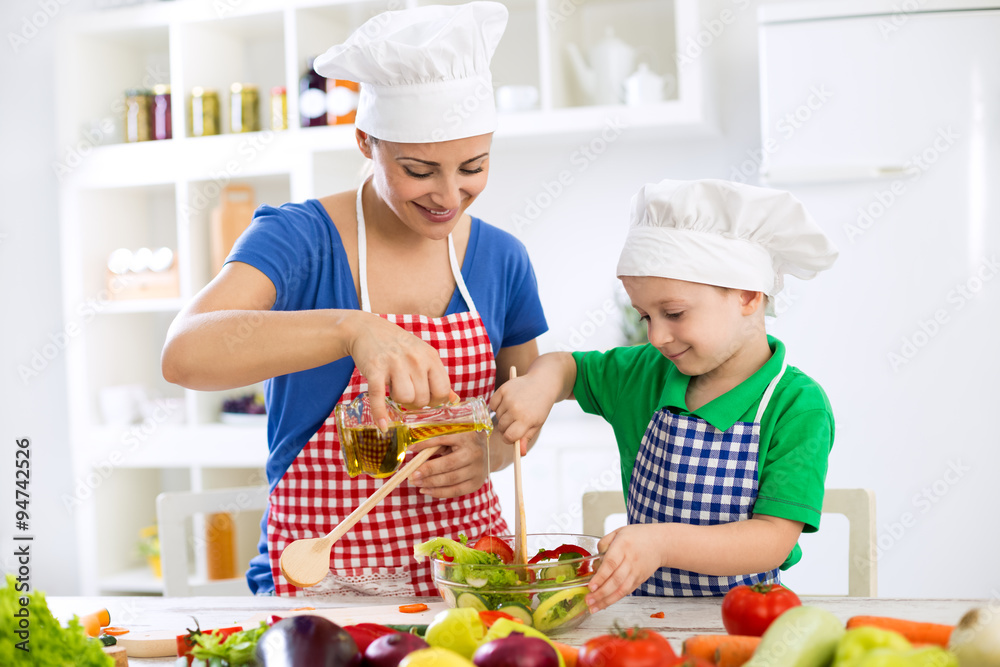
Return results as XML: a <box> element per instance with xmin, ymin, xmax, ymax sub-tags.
<box><xmin>579</xmin><ymin>626</ymin><xmax>677</xmax><ymax>667</ymax></box>
<box><xmin>721</xmin><ymin>583</ymin><xmax>802</xmax><ymax>637</ymax></box>
<box><xmin>473</xmin><ymin>535</ymin><xmax>515</xmax><ymax>564</ymax></box>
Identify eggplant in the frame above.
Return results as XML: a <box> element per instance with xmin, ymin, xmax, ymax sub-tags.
<box><xmin>255</xmin><ymin>615</ymin><xmax>362</xmax><ymax>667</ymax></box>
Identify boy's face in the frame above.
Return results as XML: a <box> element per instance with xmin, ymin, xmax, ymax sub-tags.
<box><xmin>621</xmin><ymin>276</ymin><xmax>763</xmax><ymax>377</ymax></box>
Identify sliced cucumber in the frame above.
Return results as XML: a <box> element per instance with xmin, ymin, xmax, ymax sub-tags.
<box><xmin>456</xmin><ymin>591</ymin><xmax>489</xmax><ymax>612</ymax></box>
<box><xmin>532</xmin><ymin>586</ymin><xmax>589</xmax><ymax>632</ymax></box>
<box><xmin>497</xmin><ymin>603</ymin><xmax>534</xmax><ymax>627</ymax></box>
<box><xmin>439</xmin><ymin>585</ymin><xmax>457</xmax><ymax>607</ymax></box>
<box><xmin>537</xmin><ymin>563</ymin><xmax>576</xmax><ymax>581</ymax></box>
<box><xmin>466</xmin><ymin>575</ymin><xmax>489</xmax><ymax>588</ymax></box>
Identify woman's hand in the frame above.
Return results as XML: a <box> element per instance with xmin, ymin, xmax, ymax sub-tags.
<box><xmin>347</xmin><ymin>314</ymin><xmax>454</xmax><ymax>428</ymax></box>
<box><xmin>585</xmin><ymin>524</ymin><xmax>665</xmax><ymax>612</ymax></box>
<box><xmin>407</xmin><ymin>431</ymin><xmax>489</xmax><ymax>498</ymax></box>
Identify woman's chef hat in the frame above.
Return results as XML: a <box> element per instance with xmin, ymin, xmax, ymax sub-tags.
<box><xmin>616</xmin><ymin>179</ymin><xmax>838</xmax><ymax>316</ymax></box>
<box><xmin>313</xmin><ymin>1</ymin><xmax>508</xmax><ymax>143</ymax></box>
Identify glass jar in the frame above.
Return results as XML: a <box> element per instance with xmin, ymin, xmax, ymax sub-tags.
<box><xmin>270</xmin><ymin>85</ymin><xmax>287</xmax><ymax>131</ymax></box>
<box><xmin>152</xmin><ymin>84</ymin><xmax>171</xmax><ymax>140</ymax></box>
<box><xmin>124</xmin><ymin>88</ymin><xmax>153</xmax><ymax>143</ymax></box>
<box><xmin>335</xmin><ymin>393</ymin><xmax>492</xmax><ymax>478</ymax></box>
<box><xmin>189</xmin><ymin>87</ymin><xmax>220</xmax><ymax>137</ymax></box>
<box><xmin>230</xmin><ymin>83</ymin><xmax>260</xmax><ymax>133</ymax></box>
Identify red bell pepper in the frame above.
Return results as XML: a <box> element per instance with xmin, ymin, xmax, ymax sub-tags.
<box><xmin>342</xmin><ymin>622</ymin><xmax>400</xmax><ymax>653</ymax></box>
<box><xmin>175</xmin><ymin>624</ymin><xmax>243</xmax><ymax>665</ymax></box>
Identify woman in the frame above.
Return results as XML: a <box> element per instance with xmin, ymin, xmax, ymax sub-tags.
<box><xmin>161</xmin><ymin>1</ymin><xmax>547</xmax><ymax>596</ymax></box>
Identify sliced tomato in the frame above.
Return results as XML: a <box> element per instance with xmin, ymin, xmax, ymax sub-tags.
<box><xmin>528</xmin><ymin>548</ymin><xmax>559</xmax><ymax>564</ymax></box>
<box><xmin>473</xmin><ymin>535</ymin><xmax>514</xmax><ymax>564</ymax></box>
<box><xmin>554</xmin><ymin>544</ymin><xmax>593</xmax><ymax>575</ymax></box>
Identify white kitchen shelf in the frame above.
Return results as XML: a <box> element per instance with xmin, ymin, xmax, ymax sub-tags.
<box><xmin>57</xmin><ymin>0</ymin><xmax>713</xmax><ymax>595</ymax></box>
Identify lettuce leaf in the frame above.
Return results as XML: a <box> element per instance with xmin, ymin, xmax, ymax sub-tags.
<box><xmin>0</xmin><ymin>574</ymin><xmax>113</xmax><ymax>667</ymax></box>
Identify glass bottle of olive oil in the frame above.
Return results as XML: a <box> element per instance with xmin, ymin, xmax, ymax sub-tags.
<box><xmin>336</xmin><ymin>393</ymin><xmax>492</xmax><ymax>478</ymax></box>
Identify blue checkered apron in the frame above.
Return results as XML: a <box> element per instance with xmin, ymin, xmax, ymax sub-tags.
<box><xmin>627</xmin><ymin>362</ymin><xmax>787</xmax><ymax>597</ymax></box>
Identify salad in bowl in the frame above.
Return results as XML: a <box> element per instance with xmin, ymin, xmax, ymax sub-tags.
<box><xmin>414</xmin><ymin>533</ymin><xmax>600</xmax><ymax>635</ymax></box>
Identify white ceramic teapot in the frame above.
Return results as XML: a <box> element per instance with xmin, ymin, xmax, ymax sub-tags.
<box><xmin>566</xmin><ymin>27</ymin><xmax>637</xmax><ymax>105</ymax></box>
<box><xmin>624</xmin><ymin>63</ymin><xmax>669</xmax><ymax>106</ymax></box>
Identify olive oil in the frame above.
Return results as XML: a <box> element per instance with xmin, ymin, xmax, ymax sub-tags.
<box><xmin>340</xmin><ymin>421</ymin><xmax>492</xmax><ymax>478</ymax></box>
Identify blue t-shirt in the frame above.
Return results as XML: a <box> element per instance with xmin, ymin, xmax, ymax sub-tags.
<box><xmin>228</xmin><ymin>199</ymin><xmax>548</xmax><ymax>593</ymax></box>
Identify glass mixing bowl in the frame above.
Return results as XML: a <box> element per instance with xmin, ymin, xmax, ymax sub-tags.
<box><xmin>429</xmin><ymin>533</ymin><xmax>601</xmax><ymax>635</ymax></box>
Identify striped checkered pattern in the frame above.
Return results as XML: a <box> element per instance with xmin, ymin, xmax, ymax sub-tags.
<box><xmin>268</xmin><ymin>310</ymin><xmax>505</xmax><ymax>597</ymax></box>
<box><xmin>627</xmin><ymin>408</ymin><xmax>780</xmax><ymax>597</ymax></box>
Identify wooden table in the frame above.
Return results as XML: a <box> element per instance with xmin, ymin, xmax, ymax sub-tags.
<box><xmin>47</xmin><ymin>595</ymin><xmax>980</xmax><ymax>666</ymax></box>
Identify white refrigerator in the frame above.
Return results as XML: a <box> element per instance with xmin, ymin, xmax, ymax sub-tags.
<box><xmin>756</xmin><ymin>0</ymin><xmax>1000</xmax><ymax>597</ymax></box>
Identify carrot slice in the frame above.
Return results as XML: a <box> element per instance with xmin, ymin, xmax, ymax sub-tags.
<box><xmin>398</xmin><ymin>603</ymin><xmax>429</xmax><ymax>613</ymax></box>
<box><xmin>102</xmin><ymin>627</ymin><xmax>130</xmax><ymax>636</ymax></box>
<box><xmin>289</xmin><ymin>606</ymin><xmax>315</xmax><ymax>611</ymax></box>
<box><xmin>845</xmin><ymin>616</ymin><xmax>954</xmax><ymax>647</ymax></box>
<box><xmin>651</xmin><ymin>611</ymin><xmax>665</xmax><ymax>618</ymax></box>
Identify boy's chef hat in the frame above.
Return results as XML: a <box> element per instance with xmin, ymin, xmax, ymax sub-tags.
<box><xmin>313</xmin><ymin>1</ymin><xmax>508</xmax><ymax>143</ymax></box>
<box><xmin>616</xmin><ymin>179</ymin><xmax>838</xmax><ymax>316</ymax></box>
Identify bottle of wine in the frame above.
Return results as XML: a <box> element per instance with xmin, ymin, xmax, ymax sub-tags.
<box><xmin>299</xmin><ymin>57</ymin><xmax>327</xmax><ymax>127</ymax></box>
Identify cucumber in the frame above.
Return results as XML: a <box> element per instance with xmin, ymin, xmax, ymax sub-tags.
<box><xmin>744</xmin><ymin>605</ymin><xmax>846</xmax><ymax>667</ymax></box>
<box><xmin>497</xmin><ymin>603</ymin><xmax>534</xmax><ymax>627</ymax></box>
<box><xmin>456</xmin><ymin>591</ymin><xmax>489</xmax><ymax>612</ymax></box>
<box><xmin>537</xmin><ymin>563</ymin><xmax>576</xmax><ymax>581</ymax></box>
<box><xmin>466</xmin><ymin>575</ymin><xmax>489</xmax><ymax>588</ymax></box>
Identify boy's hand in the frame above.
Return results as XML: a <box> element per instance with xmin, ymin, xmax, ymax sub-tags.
<box><xmin>489</xmin><ymin>374</ymin><xmax>556</xmax><ymax>454</ymax></box>
<box><xmin>586</xmin><ymin>524</ymin><xmax>664</xmax><ymax>612</ymax></box>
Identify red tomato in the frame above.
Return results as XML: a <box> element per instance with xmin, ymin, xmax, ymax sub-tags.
<box><xmin>579</xmin><ymin>627</ymin><xmax>677</xmax><ymax>667</ymax></box>
<box><xmin>721</xmin><ymin>583</ymin><xmax>802</xmax><ymax>637</ymax></box>
<box><xmin>473</xmin><ymin>535</ymin><xmax>514</xmax><ymax>564</ymax></box>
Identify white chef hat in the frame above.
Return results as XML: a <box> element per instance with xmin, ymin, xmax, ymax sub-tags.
<box><xmin>616</xmin><ymin>179</ymin><xmax>838</xmax><ymax>316</ymax></box>
<box><xmin>313</xmin><ymin>1</ymin><xmax>508</xmax><ymax>144</ymax></box>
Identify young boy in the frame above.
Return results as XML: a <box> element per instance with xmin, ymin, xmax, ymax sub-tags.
<box><xmin>491</xmin><ymin>179</ymin><xmax>839</xmax><ymax>611</ymax></box>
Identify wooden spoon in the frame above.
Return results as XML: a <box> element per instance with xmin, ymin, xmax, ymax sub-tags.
<box><xmin>280</xmin><ymin>445</ymin><xmax>440</xmax><ymax>588</ymax></box>
<box><xmin>509</xmin><ymin>366</ymin><xmax>529</xmax><ymax>568</ymax></box>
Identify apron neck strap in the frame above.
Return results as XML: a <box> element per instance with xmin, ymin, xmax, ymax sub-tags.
<box><xmin>754</xmin><ymin>360</ymin><xmax>788</xmax><ymax>424</ymax></box>
<box><xmin>356</xmin><ymin>181</ymin><xmax>478</xmax><ymax>314</ymax></box>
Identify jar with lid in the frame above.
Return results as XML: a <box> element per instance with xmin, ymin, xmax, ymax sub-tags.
<box><xmin>152</xmin><ymin>84</ymin><xmax>172</xmax><ymax>140</ymax></box>
<box><xmin>124</xmin><ymin>88</ymin><xmax>153</xmax><ymax>143</ymax></box>
<box><xmin>270</xmin><ymin>86</ymin><xmax>287</xmax><ymax>131</ymax></box>
<box><xmin>189</xmin><ymin>87</ymin><xmax>220</xmax><ymax>137</ymax></box>
<box><xmin>230</xmin><ymin>83</ymin><xmax>260</xmax><ymax>133</ymax></box>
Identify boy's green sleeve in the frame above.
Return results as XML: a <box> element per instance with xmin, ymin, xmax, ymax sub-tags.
<box><xmin>571</xmin><ymin>348</ymin><xmax>629</xmax><ymax>420</ymax></box>
<box><xmin>754</xmin><ymin>407</ymin><xmax>834</xmax><ymax>534</ymax></box>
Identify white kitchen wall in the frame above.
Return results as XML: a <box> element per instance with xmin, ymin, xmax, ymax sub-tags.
<box><xmin>3</xmin><ymin>0</ymin><xmax>990</xmax><ymax>599</ymax></box>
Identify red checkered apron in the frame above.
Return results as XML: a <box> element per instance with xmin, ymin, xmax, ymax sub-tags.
<box><xmin>267</xmin><ymin>183</ymin><xmax>507</xmax><ymax>597</ymax></box>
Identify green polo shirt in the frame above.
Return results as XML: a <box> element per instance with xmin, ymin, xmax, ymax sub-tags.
<box><xmin>572</xmin><ymin>336</ymin><xmax>834</xmax><ymax>570</ymax></box>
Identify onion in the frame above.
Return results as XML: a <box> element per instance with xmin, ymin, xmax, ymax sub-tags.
<box><xmin>949</xmin><ymin>608</ymin><xmax>1000</xmax><ymax>667</ymax></box>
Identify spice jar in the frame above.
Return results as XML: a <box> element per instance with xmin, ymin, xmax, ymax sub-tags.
<box><xmin>124</xmin><ymin>88</ymin><xmax>153</xmax><ymax>143</ymax></box>
<box><xmin>152</xmin><ymin>84</ymin><xmax>171</xmax><ymax>140</ymax></box>
<box><xmin>229</xmin><ymin>83</ymin><xmax>260</xmax><ymax>133</ymax></box>
<box><xmin>189</xmin><ymin>87</ymin><xmax>220</xmax><ymax>137</ymax></box>
<box><xmin>270</xmin><ymin>86</ymin><xmax>287</xmax><ymax>131</ymax></box>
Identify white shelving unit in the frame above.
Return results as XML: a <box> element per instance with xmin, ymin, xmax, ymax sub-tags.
<box><xmin>56</xmin><ymin>0</ymin><xmax>714</xmax><ymax>595</ymax></box>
